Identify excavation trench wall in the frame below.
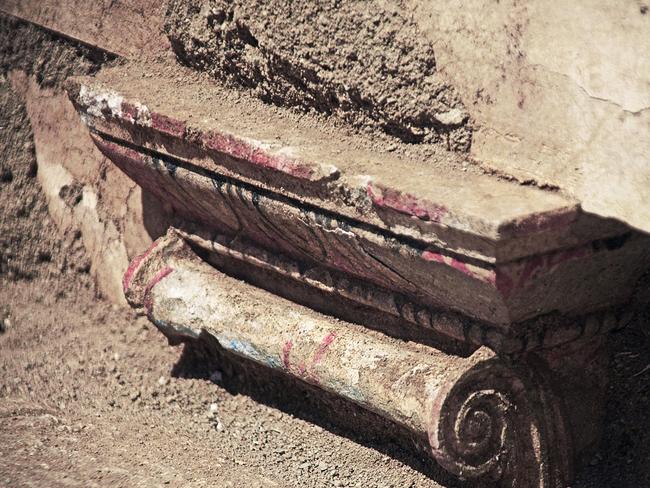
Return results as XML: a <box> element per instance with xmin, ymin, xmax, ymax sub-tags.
<box><xmin>0</xmin><ymin>0</ymin><xmax>649</xmax><ymax>303</ymax></box>
<box><xmin>0</xmin><ymin>15</ymin><xmax>172</xmax><ymax>303</ymax></box>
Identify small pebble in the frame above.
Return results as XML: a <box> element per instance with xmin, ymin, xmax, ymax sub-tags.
<box><xmin>207</xmin><ymin>403</ymin><xmax>219</xmax><ymax>417</ymax></box>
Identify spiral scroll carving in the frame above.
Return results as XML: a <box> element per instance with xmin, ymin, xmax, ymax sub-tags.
<box><xmin>428</xmin><ymin>357</ymin><xmax>573</xmax><ymax>488</ymax></box>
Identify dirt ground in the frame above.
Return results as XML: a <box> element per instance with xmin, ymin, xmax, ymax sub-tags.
<box><xmin>0</xmin><ymin>77</ymin><xmax>457</xmax><ymax>488</ymax></box>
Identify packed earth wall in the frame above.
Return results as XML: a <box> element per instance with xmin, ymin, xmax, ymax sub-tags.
<box><xmin>0</xmin><ymin>15</ymin><xmax>172</xmax><ymax>303</ymax></box>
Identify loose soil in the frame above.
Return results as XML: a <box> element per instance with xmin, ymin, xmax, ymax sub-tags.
<box><xmin>165</xmin><ymin>0</ymin><xmax>472</xmax><ymax>151</ymax></box>
<box><xmin>0</xmin><ymin>14</ymin><xmax>114</xmax><ymax>89</ymax></box>
<box><xmin>0</xmin><ymin>77</ymin><xmax>89</xmax><ymax>281</ymax></box>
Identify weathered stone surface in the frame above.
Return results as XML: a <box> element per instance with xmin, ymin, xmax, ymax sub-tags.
<box><xmin>411</xmin><ymin>1</ymin><xmax>650</xmax><ymax>233</ymax></box>
<box><xmin>66</xmin><ymin>70</ymin><xmax>590</xmax><ymax>261</ymax></box>
<box><xmin>67</xmin><ymin>73</ymin><xmax>650</xmax><ymax>331</ymax></box>
<box><xmin>90</xmin><ymin>133</ymin><xmax>645</xmax><ymax>333</ymax></box>
<box><xmin>1</xmin><ymin>9</ymin><xmax>645</xmax><ymax>487</ymax></box>
<box><xmin>125</xmin><ymin>230</ymin><xmax>609</xmax><ymax>487</ymax></box>
<box><xmin>4</xmin><ymin>1</ymin><xmax>649</xmax><ymax>234</ymax></box>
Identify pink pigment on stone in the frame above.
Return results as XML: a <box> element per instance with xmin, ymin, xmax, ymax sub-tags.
<box><xmin>516</xmin><ymin>255</ymin><xmax>545</xmax><ymax>291</ymax></box>
<box><xmin>282</xmin><ymin>340</ymin><xmax>293</xmax><ymax>370</ymax></box>
<box><xmin>423</xmin><ymin>250</ymin><xmax>490</xmax><ymax>281</ymax></box>
<box><xmin>151</xmin><ymin>112</ymin><xmax>186</xmax><ymax>138</ymax></box>
<box><xmin>142</xmin><ymin>266</ymin><xmax>174</xmax><ymax>315</ymax></box>
<box><xmin>281</xmin><ymin>332</ymin><xmax>336</xmax><ymax>382</ymax></box>
<box><xmin>422</xmin><ymin>250</ymin><xmax>445</xmax><ymax>263</ymax></box>
<box><xmin>311</xmin><ymin>331</ymin><xmax>337</xmax><ymax>368</ymax></box>
<box><xmin>367</xmin><ymin>183</ymin><xmax>447</xmax><ymax>222</ymax></box>
<box><xmin>494</xmin><ymin>271</ymin><xmax>515</xmax><ymax>299</ymax></box>
<box><xmin>201</xmin><ymin>130</ymin><xmax>316</xmax><ymax>180</ymax></box>
<box><xmin>121</xmin><ymin>101</ymin><xmax>139</xmax><ymax>122</ymax></box>
<box><xmin>297</xmin><ymin>361</ymin><xmax>307</xmax><ymax>376</ymax></box>
<box><xmin>122</xmin><ymin>240</ymin><xmax>160</xmax><ymax>293</ymax></box>
<box><xmin>495</xmin><ymin>244</ymin><xmax>592</xmax><ymax>299</ymax></box>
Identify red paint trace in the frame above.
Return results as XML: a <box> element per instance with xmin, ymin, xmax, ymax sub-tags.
<box><xmin>281</xmin><ymin>331</ymin><xmax>337</xmax><ymax>382</ymax></box>
<box><xmin>201</xmin><ymin>131</ymin><xmax>317</xmax><ymax>180</ymax></box>
<box><xmin>311</xmin><ymin>332</ymin><xmax>337</xmax><ymax>368</ymax></box>
<box><xmin>282</xmin><ymin>340</ymin><xmax>293</xmax><ymax>370</ymax></box>
<box><xmin>142</xmin><ymin>266</ymin><xmax>174</xmax><ymax>315</ymax></box>
<box><xmin>367</xmin><ymin>183</ymin><xmax>448</xmax><ymax>223</ymax></box>
<box><xmin>123</xmin><ymin>239</ymin><xmax>160</xmax><ymax>293</ymax></box>
<box><xmin>151</xmin><ymin>112</ymin><xmax>187</xmax><ymax>138</ymax></box>
<box><xmin>121</xmin><ymin>101</ymin><xmax>139</xmax><ymax>122</ymax></box>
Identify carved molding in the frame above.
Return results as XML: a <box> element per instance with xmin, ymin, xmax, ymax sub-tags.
<box><xmin>180</xmin><ymin>227</ymin><xmax>624</xmax><ymax>354</ymax></box>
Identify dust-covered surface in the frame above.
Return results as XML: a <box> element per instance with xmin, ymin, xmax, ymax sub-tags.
<box><xmin>0</xmin><ymin>14</ymin><xmax>115</xmax><ymax>88</ymax></box>
<box><xmin>1</xmin><ymin>246</ymin><xmax>650</xmax><ymax>488</ymax></box>
<box><xmin>85</xmin><ymin>58</ymin><xmax>485</xmax><ymax>181</ymax></box>
<box><xmin>0</xmin><ymin>132</ymin><xmax>650</xmax><ymax>487</ymax></box>
<box><xmin>409</xmin><ymin>1</ymin><xmax>650</xmax><ymax>234</ymax></box>
<box><xmin>1</xmin><ymin>6</ymin><xmax>650</xmax><ymax>488</ymax></box>
<box><xmin>4</xmin><ymin>1</ymin><xmax>650</xmax><ymax>234</ymax></box>
<box><xmin>0</xmin><ymin>81</ymin><xmax>456</xmax><ymax>488</ymax></box>
<box><xmin>165</xmin><ymin>0</ymin><xmax>472</xmax><ymax>151</ymax></box>
<box><xmin>0</xmin><ymin>0</ymin><xmax>169</xmax><ymax>58</ymax></box>
<box><xmin>0</xmin><ymin>12</ymin><xmax>171</xmax><ymax>303</ymax></box>
<box><xmin>0</xmin><ymin>280</ymin><xmax>452</xmax><ymax>488</ymax></box>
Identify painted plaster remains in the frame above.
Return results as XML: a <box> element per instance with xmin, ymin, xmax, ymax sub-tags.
<box><xmin>1</xmin><ymin>4</ymin><xmax>649</xmax><ymax>488</ymax></box>
<box><xmin>162</xmin><ymin>0</ymin><xmax>650</xmax><ymax>233</ymax></box>
<box><xmin>122</xmin><ymin>229</ymin><xmax>609</xmax><ymax>488</ymax></box>
<box><xmin>3</xmin><ymin>1</ymin><xmax>649</xmax><ymax>232</ymax></box>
